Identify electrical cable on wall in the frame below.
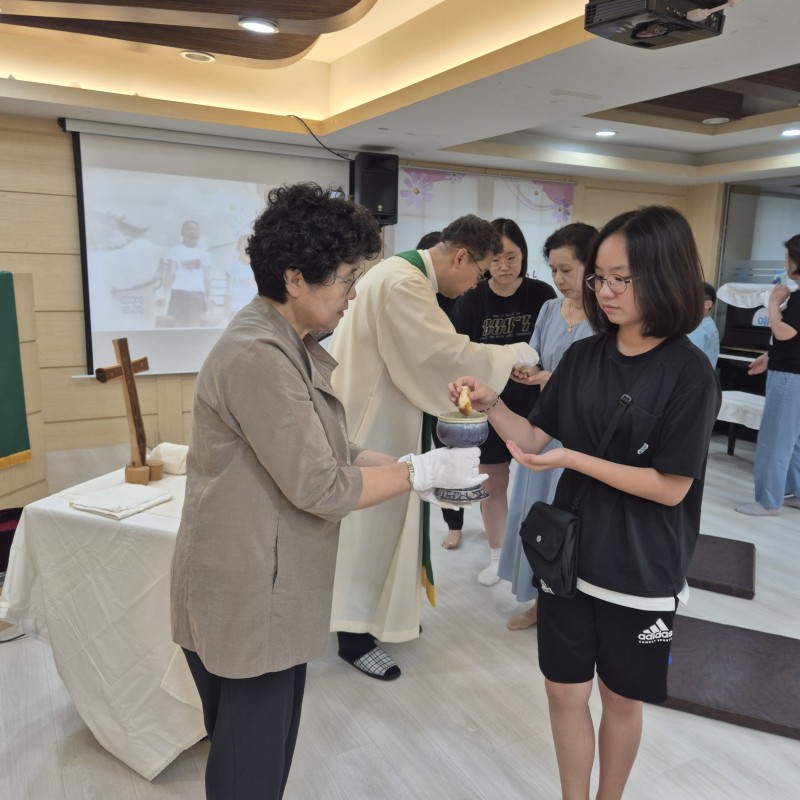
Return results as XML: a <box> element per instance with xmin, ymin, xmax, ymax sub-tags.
<box><xmin>287</xmin><ymin>115</ymin><xmax>351</xmax><ymax>160</ymax></box>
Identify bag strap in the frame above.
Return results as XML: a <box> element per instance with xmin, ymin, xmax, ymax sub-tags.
<box><xmin>568</xmin><ymin>338</ymin><xmax>677</xmax><ymax>512</ymax></box>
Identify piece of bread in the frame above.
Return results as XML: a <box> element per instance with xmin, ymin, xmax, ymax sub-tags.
<box><xmin>457</xmin><ymin>385</ymin><xmax>472</xmax><ymax>416</ymax></box>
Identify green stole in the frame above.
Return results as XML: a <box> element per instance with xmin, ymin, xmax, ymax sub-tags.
<box><xmin>395</xmin><ymin>250</ymin><xmax>436</xmax><ymax>606</ymax></box>
<box><xmin>0</xmin><ymin>272</ymin><xmax>32</xmax><ymax>469</ymax></box>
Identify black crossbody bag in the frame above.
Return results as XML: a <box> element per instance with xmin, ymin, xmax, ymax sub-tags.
<box><xmin>519</xmin><ymin>344</ymin><xmax>674</xmax><ymax>598</ymax></box>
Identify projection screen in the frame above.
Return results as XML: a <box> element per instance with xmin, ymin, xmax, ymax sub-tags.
<box><xmin>67</xmin><ymin>122</ymin><xmax>350</xmax><ymax>374</ymax></box>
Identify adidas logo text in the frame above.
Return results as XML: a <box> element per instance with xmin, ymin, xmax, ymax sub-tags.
<box><xmin>638</xmin><ymin>618</ymin><xmax>672</xmax><ymax>644</ymax></box>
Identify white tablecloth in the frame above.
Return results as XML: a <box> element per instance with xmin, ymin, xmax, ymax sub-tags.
<box><xmin>0</xmin><ymin>470</ymin><xmax>204</xmax><ymax>780</ymax></box>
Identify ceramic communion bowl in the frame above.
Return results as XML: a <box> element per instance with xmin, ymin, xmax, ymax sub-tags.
<box><xmin>435</xmin><ymin>410</ymin><xmax>489</xmax><ymax>448</ymax></box>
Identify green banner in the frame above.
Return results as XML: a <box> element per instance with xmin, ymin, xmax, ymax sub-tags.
<box><xmin>0</xmin><ymin>271</ymin><xmax>31</xmax><ymax>469</ymax></box>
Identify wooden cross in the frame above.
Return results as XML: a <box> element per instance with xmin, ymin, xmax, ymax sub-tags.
<box><xmin>95</xmin><ymin>338</ymin><xmax>162</xmax><ymax>484</ymax></box>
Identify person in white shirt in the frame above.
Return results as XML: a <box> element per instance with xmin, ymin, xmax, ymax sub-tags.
<box><xmin>687</xmin><ymin>282</ymin><xmax>720</xmax><ymax>367</ymax></box>
<box><xmin>164</xmin><ymin>219</ymin><xmax>212</xmax><ymax>327</ymax></box>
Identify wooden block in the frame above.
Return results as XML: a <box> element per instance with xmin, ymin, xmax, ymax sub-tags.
<box><xmin>125</xmin><ymin>464</ymin><xmax>151</xmax><ymax>485</ymax></box>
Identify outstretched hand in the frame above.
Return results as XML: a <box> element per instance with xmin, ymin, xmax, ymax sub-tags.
<box><xmin>510</xmin><ymin>366</ymin><xmax>549</xmax><ymax>386</ymax></box>
<box><xmin>447</xmin><ymin>376</ymin><xmax>497</xmax><ymax>412</ymax></box>
<box><xmin>506</xmin><ymin>440</ymin><xmax>569</xmax><ymax>472</ymax></box>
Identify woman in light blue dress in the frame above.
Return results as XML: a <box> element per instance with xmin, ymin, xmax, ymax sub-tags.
<box><xmin>498</xmin><ymin>223</ymin><xmax>598</xmax><ymax>629</ymax></box>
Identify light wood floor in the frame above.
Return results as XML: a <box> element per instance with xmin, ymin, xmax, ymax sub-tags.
<box><xmin>1</xmin><ymin>433</ymin><xmax>799</xmax><ymax>799</ymax></box>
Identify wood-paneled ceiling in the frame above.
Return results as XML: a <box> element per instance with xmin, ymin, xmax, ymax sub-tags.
<box><xmin>620</xmin><ymin>64</ymin><xmax>800</xmax><ymax>125</ymax></box>
<box><xmin>0</xmin><ymin>0</ymin><xmax>377</xmax><ymax>64</ymax></box>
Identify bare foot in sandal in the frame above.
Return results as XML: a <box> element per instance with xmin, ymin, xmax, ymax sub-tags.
<box><xmin>507</xmin><ymin>602</ymin><xmax>537</xmax><ymax>630</ymax></box>
<box><xmin>441</xmin><ymin>529</ymin><xmax>462</xmax><ymax>550</ymax></box>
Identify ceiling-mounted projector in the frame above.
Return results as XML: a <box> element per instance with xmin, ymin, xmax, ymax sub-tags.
<box><xmin>584</xmin><ymin>1</ymin><xmax>726</xmax><ymax>50</ymax></box>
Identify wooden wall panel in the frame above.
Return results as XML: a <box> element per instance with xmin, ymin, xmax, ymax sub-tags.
<box><xmin>0</xmin><ymin>193</ymin><xmax>79</xmax><ymax>255</ymax></box>
<box><xmin>181</xmin><ymin>374</ymin><xmax>197</xmax><ymax>410</ymax></box>
<box><xmin>39</xmin><ymin>367</ymin><xmax>159</xmax><ymax>423</ymax></box>
<box><xmin>1</xmin><ymin>253</ymin><xmax>84</xmax><ymax>312</ymax></box>
<box><xmin>574</xmin><ymin>178</ymin><xmax>724</xmax><ymax>284</ymax></box>
<box><xmin>578</xmin><ymin>178</ymin><xmax>687</xmax><ymax>230</ymax></box>
<box><xmin>44</xmin><ymin>415</ymin><xmax>160</xmax><ymax>454</ymax></box>
<box><xmin>20</xmin><ymin>342</ymin><xmax>42</xmax><ymax>414</ymax></box>
<box><xmin>686</xmin><ymin>183</ymin><xmax>725</xmax><ymax>281</ymax></box>
<box><xmin>35</xmin><ymin>312</ymin><xmax>88</xmax><ymax>369</ymax></box>
<box><xmin>155</xmin><ymin>374</ymin><xmax>185</xmax><ymax>444</ymax></box>
<box><xmin>0</xmin><ymin>121</ymin><xmax>75</xmax><ymax>196</ymax></box>
<box><xmin>1</xmin><ymin>479</ymin><xmax>50</xmax><ymax>508</ymax></box>
<box><xmin>12</xmin><ymin>271</ymin><xmax>37</xmax><ymax>342</ymax></box>
<box><xmin>183</xmin><ymin>412</ymin><xmax>193</xmax><ymax>443</ymax></box>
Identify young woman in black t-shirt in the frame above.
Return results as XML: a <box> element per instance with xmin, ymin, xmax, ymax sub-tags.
<box><xmin>449</xmin><ymin>207</ymin><xmax>721</xmax><ymax>800</ymax></box>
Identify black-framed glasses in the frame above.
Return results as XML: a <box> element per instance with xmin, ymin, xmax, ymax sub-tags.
<box><xmin>585</xmin><ymin>274</ymin><xmax>636</xmax><ymax>294</ymax></box>
<box><xmin>466</xmin><ymin>250</ymin><xmax>488</xmax><ymax>283</ymax></box>
<box><xmin>329</xmin><ymin>267</ymin><xmax>364</xmax><ymax>291</ymax></box>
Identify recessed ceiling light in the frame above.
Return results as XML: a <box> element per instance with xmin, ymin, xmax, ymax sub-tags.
<box><xmin>780</xmin><ymin>129</ymin><xmax>800</xmax><ymax>138</ymax></box>
<box><xmin>702</xmin><ymin>117</ymin><xmax>730</xmax><ymax>125</ymax></box>
<box><xmin>180</xmin><ymin>51</ymin><xmax>215</xmax><ymax>62</ymax></box>
<box><xmin>238</xmin><ymin>18</ymin><xmax>279</xmax><ymax>34</ymax></box>
<box><xmin>595</xmin><ymin>130</ymin><xmax>617</xmax><ymax>137</ymax></box>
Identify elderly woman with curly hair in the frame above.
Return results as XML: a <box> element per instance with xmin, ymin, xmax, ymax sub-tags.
<box><xmin>170</xmin><ymin>183</ymin><xmax>485</xmax><ymax>800</ymax></box>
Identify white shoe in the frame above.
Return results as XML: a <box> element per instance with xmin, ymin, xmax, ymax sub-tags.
<box><xmin>784</xmin><ymin>496</ymin><xmax>800</xmax><ymax>510</ymax></box>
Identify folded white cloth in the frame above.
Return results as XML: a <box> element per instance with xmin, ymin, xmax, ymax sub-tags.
<box><xmin>148</xmin><ymin>442</ymin><xmax>188</xmax><ymax>474</ymax></box>
<box><xmin>69</xmin><ymin>484</ymin><xmax>173</xmax><ymax>520</ymax></box>
<box><xmin>716</xmin><ymin>283</ymin><xmax>789</xmax><ymax>309</ymax></box>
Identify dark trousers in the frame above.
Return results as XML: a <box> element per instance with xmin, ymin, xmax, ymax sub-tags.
<box><xmin>441</xmin><ymin>505</ymin><xmax>464</xmax><ymax>530</ymax></box>
<box><xmin>183</xmin><ymin>649</ymin><xmax>307</xmax><ymax>800</ymax></box>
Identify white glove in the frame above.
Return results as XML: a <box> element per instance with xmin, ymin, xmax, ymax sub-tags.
<box><xmin>398</xmin><ymin>448</ymin><xmax>488</xmax><ymax>491</ymax></box>
<box><xmin>506</xmin><ymin>341</ymin><xmax>540</xmax><ymax>367</ymax></box>
<box><xmin>415</xmin><ymin>487</ymin><xmax>461</xmax><ymax>510</ymax></box>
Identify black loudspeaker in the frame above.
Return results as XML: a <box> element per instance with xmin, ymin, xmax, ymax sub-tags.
<box><xmin>350</xmin><ymin>152</ymin><xmax>399</xmax><ymax>226</ymax></box>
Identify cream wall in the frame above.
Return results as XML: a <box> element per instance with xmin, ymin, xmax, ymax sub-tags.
<box><xmin>0</xmin><ymin>113</ymin><xmax>725</xmax><ymax>506</ymax></box>
<box><xmin>577</xmin><ymin>177</ymin><xmax>724</xmax><ymax>279</ymax></box>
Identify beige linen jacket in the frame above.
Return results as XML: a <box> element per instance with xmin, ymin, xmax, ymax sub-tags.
<box><xmin>328</xmin><ymin>253</ymin><xmax>516</xmax><ymax>641</ymax></box>
<box><xmin>171</xmin><ymin>297</ymin><xmax>363</xmax><ymax>679</ymax></box>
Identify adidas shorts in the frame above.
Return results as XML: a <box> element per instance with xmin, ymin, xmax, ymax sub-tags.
<box><xmin>537</xmin><ymin>591</ymin><xmax>676</xmax><ymax>704</ymax></box>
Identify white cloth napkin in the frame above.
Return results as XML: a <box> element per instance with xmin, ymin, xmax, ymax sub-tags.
<box><xmin>69</xmin><ymin>484</ymin><xmax>173</xmax><ymax>520</ymax></box>
<box><xmin>148</xmin><ymin>442</ymin><xmax>188</xmax><ymax>474</ymax></box>
<box><xmin>717</xmin><ymin>283</ymin><xmax>787</xmax><ymax>309</ymax></box>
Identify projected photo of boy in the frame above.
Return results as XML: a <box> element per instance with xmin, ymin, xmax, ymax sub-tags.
<box><xmin>163</xmin><ymin>219</ymin><xmax>213</xmax><ymax>327</ymax></box>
